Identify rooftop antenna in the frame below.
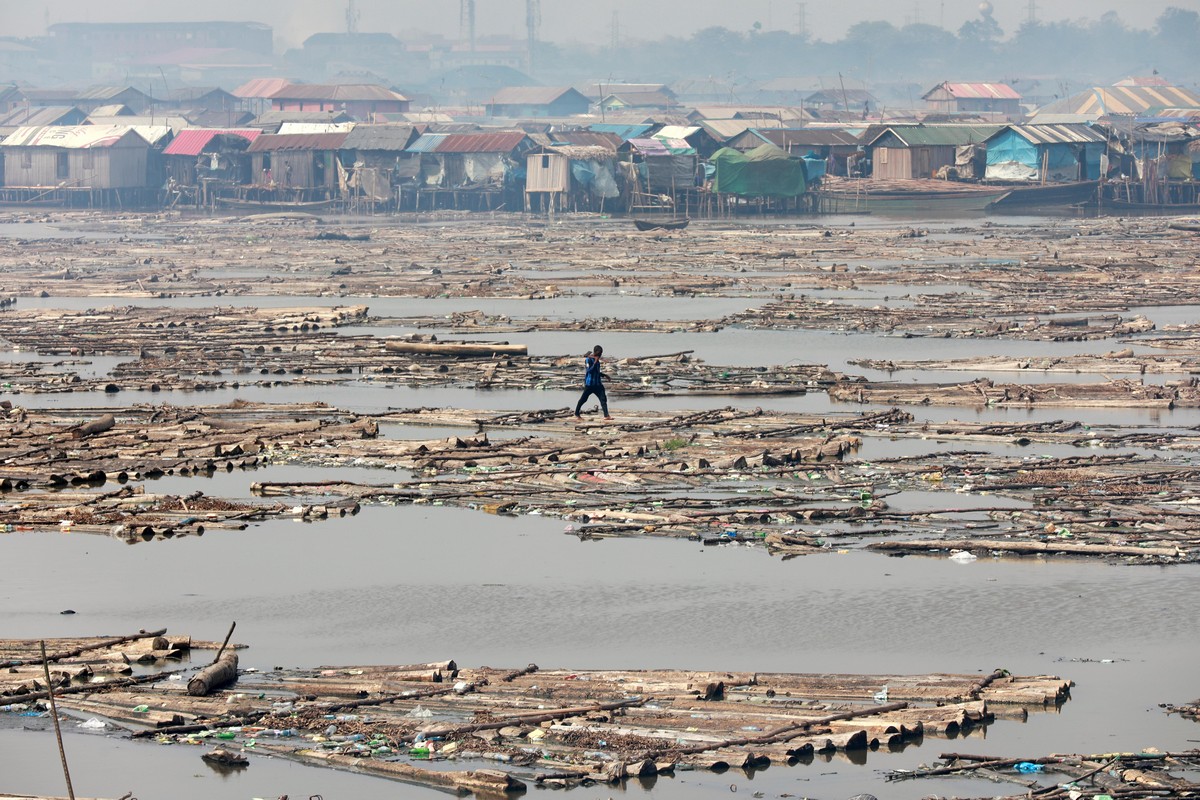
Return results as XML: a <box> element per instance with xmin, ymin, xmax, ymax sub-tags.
<box><xmin>345</xmin><ymin>0</ymin><xmax>360</xmax><ymax>34</ymax></box>
<box><xmin>460</xmin><ymin>0</ymin><xmax>476</xmax><ymax>50</ymax></box>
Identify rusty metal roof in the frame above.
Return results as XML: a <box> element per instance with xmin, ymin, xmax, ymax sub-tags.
<box><xmin>434</xmin><ymin>131</ymin><xmax>530</xmax><ymax>153</ymax></box>
<box><xmin>246</xmin><ymin>132</ymin><xmax>349</xmax><ymax>152</ymax></box>
<box><xmin>548</xmin><ymin>130</ymin><xmax>622</xmax><ymax>150</ymax></box>
<box><xmin>162</xmin><ymin>128</ymin><xmax>260</xmax><ymax>156</ymax></box>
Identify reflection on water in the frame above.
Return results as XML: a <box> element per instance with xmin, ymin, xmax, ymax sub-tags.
<box><xmin>3</xmin><ymin>506</ymin><xmax>1199</xmax><ymax>799</ymax></box>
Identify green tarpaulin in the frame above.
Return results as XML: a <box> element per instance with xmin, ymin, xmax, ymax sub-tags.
<box><xmin>711</xmin><ymin>144</ymin><xmax>807</xmax><ymax>197</ymax></box>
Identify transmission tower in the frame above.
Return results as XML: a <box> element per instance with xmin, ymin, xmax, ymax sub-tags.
<box><xmin>1027</xmin><ymin>0</ymin><xmax>1038</xmax><ymax>25</ymax></box>
<box><xmin>796</xmin><ymin>2</ymin><xmax>806</xmax><ymax>37</ymax></box>
<box><xmin>611</xmin><ymin>10</ymin><xmax>620</xmax><ymax>49</ymax></box>
<box><xmin>460</xmin><ymin>0</ymin><xmax>476</xmax><ymax>50</ymax></box>
<box><xmin>526</xmin><ymin>0</ymin><xmax>541</xmax><ymax>69</ymax></box>
<box><xmin>345</xmin><ymin>0</ymin><xmax>360</xmax><ymax>34</ymax></box>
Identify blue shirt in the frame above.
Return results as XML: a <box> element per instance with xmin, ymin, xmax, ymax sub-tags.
<box><xmin>584</xmin><ymin>356</ymin><xmax>602</xmax><ymax>388</ymax></box>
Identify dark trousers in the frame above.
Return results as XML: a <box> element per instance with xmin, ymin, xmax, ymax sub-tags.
<box><xmin>575</xmin><ymin>384</ymin><xmax>609</xmax><ymax>415</ymax></box>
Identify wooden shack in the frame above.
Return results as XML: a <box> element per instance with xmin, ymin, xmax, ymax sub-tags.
<box><xmin>404</xmin><ymin>130</ymin><xmax>533</xmax><ymax>210</ymax></box>
<box><xmin>340</xmin><ymin>123</ymin><xmax>419</xmax><ymax>210</ymax></box>
<box><xmin>243</xmin><ymin>131</ymin><xmax>349</xmax><ymax>202</ymax></box>
<box><xmin>865</xmin><ymin>124</ymin><xmax>1001</xmax><ymax>180</ymax></box>
<box><xmin>0</xmin><ymin>124</ymin><xmax>159</xmax><ymax>205</ymax></box>
<box><xmin>525</xmin><ymin>144</ymin><xmax>619</xmax><ymax>212</ymax></box>
<box><xmin>160</xmin><ymin>128</ymin><xmax>260</xmax><ymax>207</ymax></box>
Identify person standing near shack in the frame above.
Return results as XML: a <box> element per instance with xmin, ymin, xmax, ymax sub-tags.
<box><xmin>574</xmin><ymin>345</ymin><xmax>613</xmax><ymax>420</ymax></box>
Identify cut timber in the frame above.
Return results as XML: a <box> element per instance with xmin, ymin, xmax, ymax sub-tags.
<box><xmin>188</xmin><ymin>652</ymin><xmax>238</xmax><ymax>696</ymax></box>
<box><xmin>384</xmin><ymin>341</ymin><xmax>528</xmax><ymax>357</ymax></box>
<box><xmin>71</xmin><ymin>414</ymin><xmax>115</xmax><ymax>439</ymax></box>
<box><xmin>871</xmin><ymin>538</ymin><xmax>1182</xmax><ymax>560</ymax></box>
<box><xmin>280</xmin><ymin>749</ymin><xmax>526</xmax><ymax>794</ymax></box>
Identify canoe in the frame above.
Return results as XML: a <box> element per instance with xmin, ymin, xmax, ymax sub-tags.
<box><xmin>818</xmin><ymin>188</ymin><xmax>1011</xmax><ymax>214</ymax></box>
<box><xmin>217</xmin><ymin>198</ymin><xmax>336</xmax><ymax>212</ymax></box>
<box><xmin>633</xmin><ymin>218</ymin><xmax>690</xmax><ymax>231</ymax></box>
<box><xmin>989</xmin><ymin>180</ymin><xmax>1099</xmax><ymax>208</ymax></box>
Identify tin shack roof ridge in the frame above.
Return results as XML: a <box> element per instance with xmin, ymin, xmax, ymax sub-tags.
<box><xmin>245</xmin><ymin>132</ymin><xmax>350</xmax><ymax>152</ymax></box>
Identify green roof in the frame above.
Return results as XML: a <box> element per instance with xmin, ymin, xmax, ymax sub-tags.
<box><xmin>868</xmin><ymin>124</ymin><xmax>1004</xmax><ymax>147</ymax></box>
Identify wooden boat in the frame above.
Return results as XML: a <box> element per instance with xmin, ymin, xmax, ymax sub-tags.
<box><xmin>633</xmin><ymin>217</ymin><xmax>690</xmax><ymax>231</ymax></box>
<box><xmin>989</xmin><ymin>180</ymin><xmax>1099</xmax><ymax>209</ymax></box>
<box><xmin>216</xmin><ymin>197</ymin><xmax>336</xmax><ymax>212</ymax></box>
<box><xmin>817</xmin><ymin>182</ymin><xmax>1011</xmax><ymax>214</ymax></box>
<box><xmin>1102</xmin><ymin>199</ymin><xmax>1200</xmax><ymax>214</ymax></box>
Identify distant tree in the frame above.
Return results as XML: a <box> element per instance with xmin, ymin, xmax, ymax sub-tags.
<box><xmin>959</xmin><ymin>14</ymin><xmax>1003</xmax><ymax>44</ymax></box>
<box><xmin>1155</xmin><ymin>7</ymin><xmax>1200</xmax><ymax>59</ymax></box>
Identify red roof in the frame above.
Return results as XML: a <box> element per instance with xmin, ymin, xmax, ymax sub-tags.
<box><xmin>246</xmin><ymin>132</ymin><xmax>349</xmax><ymax>152</ymax></box>
<box><xmin>933</xmin><ymin>82</ymin><xmax>1021</xmax><ymax>100</ymax></box>
<box><xmin>162</xmin><ymin>128</ymin><xmax>260</xmax><ymax>156</ymax></box>
<box><xmin>435</xmin><ymin>131</ymin><xmax>529</xmax><ymax>153</ymax></box>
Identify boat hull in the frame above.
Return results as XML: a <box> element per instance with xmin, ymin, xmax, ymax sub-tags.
<box><xmin>818</xmin><ymin>188</ymin><xmax>1011</xmax><ymax>213</ymax></box>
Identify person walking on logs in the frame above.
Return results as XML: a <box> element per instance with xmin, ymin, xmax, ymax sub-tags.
<box><xmin>575</xmin><ymin>345</ymin><xmax>613</xmax><ymax>420</ymax></box>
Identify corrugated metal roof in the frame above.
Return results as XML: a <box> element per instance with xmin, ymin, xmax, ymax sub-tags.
<box><xmin>434</xmin><ymin>131</ymin><xmax>529</xmax><ymax>153</ymax></box>
<box><xmin>927</xmin><ymin>82</ymin><xmax>1021</xmax><ymax>100</ymax></box>
<box><xmin>406</xmin><ymin>133</ymin><xmax>450</xmax><ymax>153</ymax></box>
<box><xmin>86</xmin><ymin>115</ymin><xmax>191</xmax><ymax>133</ymax></box>
<box><xmin>252</xmin><ymin>110</ymin><xmax>353</xmax><ymax>128</ymax></box>
<box><xmin>162</xmin><ymin>128</ymin><xmax>260</xmax><ymax>156</ymax></box>
<box><xmin>277</xmin><ymin>122</ymin><xmax>355</xmax><ymax>135</ymax></box>
<box><xmin>603</xmin><ymin>90</ymin><xmax>678</xmax><ymax>107</ymax></box>
<box><xmin>487</xmin><ymin>86</ymin><xmax>581</xmax><ymax>106</ymax></box>
<box><xmin>342</xmin><ymin>124</ymin><xmax>417</xmax><ymax>151</ymax></box>
<box><xmin>542</xmin><ymin>145</ymin><xmax>614</xmax><ymax>160</ymax></box>
<box><xmin>653</xmin><ymin>125</ymin><xmax>701</xmax><ymax>140</ymax></box>
<box><xmin>269</xmin><ymin>84</ymin><xmax>408</xmax><ymax>102</ymax></box>
<box><xmin>548</xmin><ymin>130</ymin><xmax>622</xmax><ymax>150</ymax></box>
<box><xmin>233</xmin><ymin>78</ymin><xmax>292</xmax><ymax>99</ymax></box>
<box><xmin>77</xmin><ymin>85</ymin><xmax>153</xmax><ymax>101</ymax></box>
<box><xmin>1035</xmin><ymin>86</ymin><xmax>1200</xmax><ymax>118</ymax></box>
<box><xmin>246</xmin><ymin>132</ymin><xmax>349</xmax><ymax>152</ymax></box>
<box><xmin>869</xmin><ymin>124</ymin><xmax>1003</xmax><ymax>147</ymax></box>
<box><xmin>0</xmin><ymin>106</ymin><xmax>84</xmax><ymax>128</ymax></box>
<box><xmin>1</xmin><ymin>125</ymin><xmax>148</xmax><ymax>149</ymax></box>
<box><xmin>626</xmin><ymin>137</ymin><xmax>670</xmax><ymax>156</ymax></box>
<box><xmin>999</xmin><ymin>123</ymin><xmax>1107</xmax><ymax>145</ymax></box>
<box><xmin>587</xmin><ymin>123</ymin><xmax>652</xmax><ymax>140</ymax></box>
<box><xmin>738</xmin><ymin>128</ymin><xmax>860</xmax><ymax>148</ymax></box>
<box><xmin>698</xmin><ymin>118</ymin><xmax>788</xmax><ymax>141</ymax></box>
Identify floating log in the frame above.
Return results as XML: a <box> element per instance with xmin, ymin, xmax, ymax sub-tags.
<box><xmin>187</xmin><ymin>652</ymin><xmax>238</xmax><ymax>696</ymax></box>
<box><xmin>384</xmin><ymin>341</ymin><xmax>528</xmax><ymax>357</ymax></box>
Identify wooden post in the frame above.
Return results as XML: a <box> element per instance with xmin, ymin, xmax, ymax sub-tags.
<box><xmin>39</xmin><ymin>641</ymin><xmax>76</xmax><ymax>800</ymax></box>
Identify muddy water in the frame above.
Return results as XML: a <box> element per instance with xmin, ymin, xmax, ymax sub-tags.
<box><xmin>3</xmin><ymin>506</ymin><xmax>1200</xmax><ymax>799</ymax></box>
<box><xmin>5</xmin><ymin>216</ymin><xmax>1200</xmax><ymax>799</ymax></box>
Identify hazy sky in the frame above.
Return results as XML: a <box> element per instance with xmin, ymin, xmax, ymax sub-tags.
<box><xmin>5</xmin><ymin>0</ymin><xmax>1193</xmax><ymax>48</ymax></box>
